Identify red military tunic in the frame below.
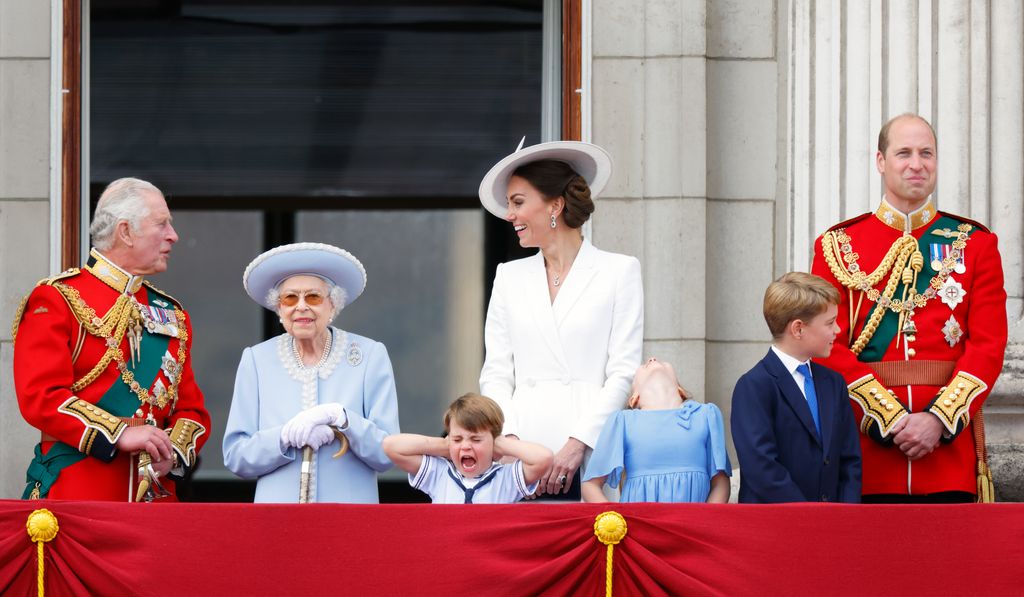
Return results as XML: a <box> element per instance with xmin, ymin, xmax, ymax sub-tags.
<box><xmin>811</xmin><ymin>197</ymin><xmax>1007</xmax><ymax>496</ymax></box>
<box><xmin>13</xmin><ymin>249</ymin><xmax>210</xmax><ymax>501</ymax></box>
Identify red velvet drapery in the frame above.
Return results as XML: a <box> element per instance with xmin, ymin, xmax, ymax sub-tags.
<box><xmin>2</xmin><ymin>500</ymin><xmax>1022</xmax><ymax>596</ymax></box>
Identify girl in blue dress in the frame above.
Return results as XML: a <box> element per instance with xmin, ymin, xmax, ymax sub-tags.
<box><xmin>582</xmin><ymin>358</ymin><xmax>731</xmax><ymax>503</ymax></box>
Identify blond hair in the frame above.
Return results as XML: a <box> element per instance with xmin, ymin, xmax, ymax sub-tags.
<box><xmin>763</xmin><ymin>272</ymin><xmax>841</xmax><ymax>339</ymax></box>
<box><xmin>443</xmin><ymin>393</ymin><xmax>504</xmax><ymax>438</ymax></box>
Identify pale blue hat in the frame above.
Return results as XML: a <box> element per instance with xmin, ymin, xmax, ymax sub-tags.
<box><xmin>242</xmin><ymin>242</ymin><xmax>367</xmax><ymax>311</ymax></box>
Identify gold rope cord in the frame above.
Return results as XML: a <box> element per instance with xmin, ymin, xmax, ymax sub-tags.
<box><xmin>821</xmin><ymin>225</ymin><xmax>972</xmax><ymax>355</ymax></box>
<box><xmin>53</xmin><ymin>283</ymin><xmax>188</xmax><ymax>409</ymax></box>
<box><xmin>594</xmin><ymin>511</ymin><xmax>628</xmax><ymax>597</ymax></box>
<box><xmin>26</xmin><ymin>509</ymin><xmax>59</xmax><ymax>597</ymax></box>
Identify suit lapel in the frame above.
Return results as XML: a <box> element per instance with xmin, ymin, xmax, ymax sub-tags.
<box><xmin>523</xmin><ymin>252</ymin><xmax>569</xmax><ymax>370</ymax></box>
<box><xmin>551</xmin><ymin>240</ymin><xmax>599</xmax><ymax>325</ymax></box>
<box><xmin>762</xmin><ymin>350</ymin><xmax>821</xmax><ymax>446</ymax></box>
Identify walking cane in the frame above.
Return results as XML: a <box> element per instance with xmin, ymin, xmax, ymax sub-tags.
<box><xmin>299</xmin><ymin>430</ymin><xmax>350</xmax><ymax>503</ymax></box>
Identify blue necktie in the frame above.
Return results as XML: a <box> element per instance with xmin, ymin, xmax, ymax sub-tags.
<box><xmin>796</xmin><ymin>363</ymin><xmax>821</xmax><ymax>436</ymax></box>
<box><xmin>447</xmin><ymin>466</ymin><xmax>500</xmax><ymax>504</ymax></box>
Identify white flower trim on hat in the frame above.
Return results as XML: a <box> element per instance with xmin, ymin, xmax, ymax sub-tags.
<box><xmin>242</xmin><ymin>242</ymin><xmax>368</xmax><ymax>315</ymax></box>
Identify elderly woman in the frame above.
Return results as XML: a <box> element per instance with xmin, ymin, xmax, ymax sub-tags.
<box><xmin>223</xmin><ymin>243</ymin><xmax>399</xmax><ymax>503</ymax></box>
<box><xmin>478</xmin><ymin>141</ymin><xmax>644</xmax><ymax>499</ymax></box>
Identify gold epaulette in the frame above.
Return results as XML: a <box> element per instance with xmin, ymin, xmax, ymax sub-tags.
<box><xmin>11</xmin><ymin>269</ymin><xmax>82</xmax><ymax>343</ymax></box>
<box><xmin>824</xmin><ymin>212</ymin><xmax>871</xmax><ymax>233</ymax></box>
<box><xmin>928</xmin><ymin>371</ymin><xmax>988</xmax><ymax>436</ymax></box>
<box><xmin>938</xmin><ymin>211</ymin><xmax>991</xmax><ymax>234</ymax></box>
<box><xmin>849</xmin><ymin>374</ymin><xmax>908</xmax><ymax>438</ymax></box>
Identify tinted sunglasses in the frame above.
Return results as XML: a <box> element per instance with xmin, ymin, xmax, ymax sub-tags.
<box><xmin>279</xmin><ymin>291</ymin><xmax>326</xmax><ymax>307</ymax></box>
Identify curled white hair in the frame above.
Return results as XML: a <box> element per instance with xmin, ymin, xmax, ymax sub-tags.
<box><xmin>89</xmin><ymin>178</ymin><xmax>163</xmax><ymax>250</ymax></box>
<box><xmin>266</xmin><ymin>278</ymin><xmax>348</xmax><ymax>322</ymax></box>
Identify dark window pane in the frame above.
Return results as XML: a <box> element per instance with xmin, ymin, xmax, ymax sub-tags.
<box><xmin>91</xmin><ymin>1</ymin><xmax>544</xmax><ymax>199</ymax></box>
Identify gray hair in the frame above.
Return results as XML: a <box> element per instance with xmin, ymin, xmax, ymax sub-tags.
<box><xmin>266</xmin><ymin>277</ymin><xmax>348</xmax><ymax>322</ymax></box>
<box><xmin>89</xmin><ymin>178</ymin><xmax>163</xmax><ymax>251</ymax></box>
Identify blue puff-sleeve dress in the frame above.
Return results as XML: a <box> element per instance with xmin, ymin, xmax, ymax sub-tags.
<box><xmin>583</xmin><ymin>401</ymin><xmax>732</xmax><ymax>502</ymax></box>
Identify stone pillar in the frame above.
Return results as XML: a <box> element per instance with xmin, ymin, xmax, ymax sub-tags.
<box><xmin>785</xmin><ymin>0</ymin><xmax>1024</xmax><ymax>499</ymax></box>
<box><xmin>589</xmin><ymin>0</ymin><xmax>711</xmax><ymax>396</ymax></box>
<box><xmin>0</xmin><ymin>0</ymin><xmax>55</xmax><ymax>498</ymax></box>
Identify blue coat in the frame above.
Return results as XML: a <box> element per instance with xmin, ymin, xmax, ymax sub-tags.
<box><xmin>223</xmin><ymin>328</ymin><xmax>399</xmax><ymax>503</ymax></box>
<box><xmin>730</xmin><ymin>349</ymin><xmax>861</xmax><ymax>503</ymax></box>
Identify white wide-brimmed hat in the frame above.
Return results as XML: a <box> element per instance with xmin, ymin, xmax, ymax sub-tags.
<box><xmin>242</xmin><ymin>242</ymin><xmax>367</xmax><ymax>311</ymax></box>
<box><xmin>477</xmin><ymin>140</ymin><xmax>613</xmax><ymax>219</ymax></box>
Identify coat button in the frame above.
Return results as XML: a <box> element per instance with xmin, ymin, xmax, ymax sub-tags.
<box><xmin>824</xmin><ymin>459</ymin><xmax>830</xmax><ymax>466</ymax></box>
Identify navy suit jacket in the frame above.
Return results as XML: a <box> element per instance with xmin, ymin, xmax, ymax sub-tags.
<box><xmin>731</xmin><ymin>349</ymin><xmax>862</xmax><ymax>503</ymax></box>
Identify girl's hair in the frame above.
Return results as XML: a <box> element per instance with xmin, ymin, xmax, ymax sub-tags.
<box><xmin>444</xmin><ymin>393</ymin><xmax>504</xmax><ymax>437</ymax></box>
<box><xmin>511</xmin><ymin>159</ymin><xmax>595</xmax><ymax>229</ymax></box>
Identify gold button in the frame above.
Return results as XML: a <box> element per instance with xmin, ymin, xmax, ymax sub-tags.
<box><xmin>869</xmin><ymin>388</ymin><xmax>878</xmax><ymax>395</ymax></box>
<box><xmin>886</xmin><ymin>404</ymin><xmax>894</xmax><ymax>411</ymax></box>
<box><xmin>958</xmin><ymin>382</ymin><xmax>966</xmax><ymax>389</ymax></box>
<box><xmin>880</xmin><ymin>399</ymin><xmax>888</xmax><ymax>406</ymax></box>
<box><xmin>943</xmin><ymin>399</ymin><xmax>953</xmax><ymax>406</ymax></box>
<box><xmin>907</xmin><ymin>348</ymin><xmax>916</xmax><ymax>358</ymax></box>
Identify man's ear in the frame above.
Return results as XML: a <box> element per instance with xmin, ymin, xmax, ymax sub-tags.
<box><xmin>116</xmin><ymin>220</ymin><xmax>134</xmax><ymax>247</ymax></box>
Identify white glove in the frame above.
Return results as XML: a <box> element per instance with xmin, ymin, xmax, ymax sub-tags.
<box><xmin>280</xmin><ymin>404</ymin><xmax>346</xmax><ymax>449</ymax></box>
<box><xmin>305</xmin><ymin>424</ymin><xmax>336</xmax><ymax>450</ymax></box>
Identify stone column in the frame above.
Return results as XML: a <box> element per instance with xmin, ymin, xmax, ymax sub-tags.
<box><xmin>785</xmin><ymin>0</ymin><xmax>1024</xmax><ymax>499</ymax></box>
<box><xmin>0</xmin><ymin>0</ymin><xmax>55</xmax><ymax>498</ymax></box>
<box><xmin>590</xmin><ymin>0</ymin><xmax>710</xmax><ymax>395</ymax></box>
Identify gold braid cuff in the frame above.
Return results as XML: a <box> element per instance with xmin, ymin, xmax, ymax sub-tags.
<box><xmin>848</xmin><ymin>375</ymin><xmax>908</xmax><ymax>438</ymax></box>
<box><xmin>169</xmin><ymin>418</ymin><xmax>206</xmax><ymax>469</ymax></box>
<box><xmin>57</xmin><ymin>397</ymin><xmax>127</xmax><ymax>451</ymax></box>
<box><xmin>927</xmin><ymin>371</ymin><xmax>988</xmax><ymax>436</ymax></box>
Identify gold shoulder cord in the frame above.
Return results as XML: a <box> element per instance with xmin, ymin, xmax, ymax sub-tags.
<box><xmin>52</xmin><ymin>283</ymin><xmax>188</xmax><ymax>411</ymax></box>
<box><xmin>821</xmin><ymin>224</ymin><xmax>973</xmax><ymax>356</ymax></box>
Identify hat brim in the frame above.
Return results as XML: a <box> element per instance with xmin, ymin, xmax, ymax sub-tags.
<box><xmin>477</xmin><ymin>141</ymin><xmax>613</xmax><ymax>219</ymax></box>
<box><xmin>242</xmin><ymin>243</ymin><xmax>367</xmax><ymax>311</ymax></box>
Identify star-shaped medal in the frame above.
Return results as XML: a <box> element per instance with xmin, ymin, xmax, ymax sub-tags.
<box><xmin>939</xmin><ymin>276</ymin><xmax>966</xmax><ymax>309</ymax></box>
<box><xmin>942</xmin><ymin>315</ymin><xmax>963</xmax><ymax>347</ymax></box>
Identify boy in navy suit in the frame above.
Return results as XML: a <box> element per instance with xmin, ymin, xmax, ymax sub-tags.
<box><xmin>731</xmin><ymin>272</ymin><xmax>862</xmax><ymax>503</ymax></box>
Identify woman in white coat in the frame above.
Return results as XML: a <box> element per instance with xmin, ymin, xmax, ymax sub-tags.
<box><xmin>478</xmin><ymin>141</ymin><xmax>644</xmax><ymax>499</ymax></box>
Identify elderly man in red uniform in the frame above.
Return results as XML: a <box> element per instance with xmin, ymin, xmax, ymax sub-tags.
<box><xmin>13</xmin><ymin>177</ymin><xmax>210</xmax><ymax>501</ymax></box>
<box><xmin>811</xmin><ymin>113</ymin><xmax>1007</xmax><ymax>503</ymax></box>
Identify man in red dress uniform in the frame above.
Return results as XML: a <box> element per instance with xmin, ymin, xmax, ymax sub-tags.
<box><xmin>811</xmin><ymin>114</ymin><xmax>1007</xmax><ymax>503</ymax></box>
<box><xmin>13</xmin><ymin>177</ymin><xmax>210</xmax><ymax>501</ymax></box>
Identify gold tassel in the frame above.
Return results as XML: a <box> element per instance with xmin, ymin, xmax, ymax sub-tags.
<box><xmin>26</xmin><ymin>508</ymin><xmax>59</xmax><ymax>597</ymax></box>
<box><xmin>977</xmin><ymin>461</ymin><xmax>995</xmax><ymax>503</ymax></box>
<box><xmin>594</xmin><ymin>511</ymin><xmax>628</xmax><ymax>597</ymax></box>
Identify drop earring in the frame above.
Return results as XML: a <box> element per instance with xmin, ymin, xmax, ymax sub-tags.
<box><xmin>550</xmin><ymin>214</ymin><xmax>557</xmax><ymax>228</ymax></box>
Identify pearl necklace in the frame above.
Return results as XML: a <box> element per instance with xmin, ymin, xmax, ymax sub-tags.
<box><xmin>292</xmin><ymin>329</ymin><xmax>333</xmax><ymax>370</ymax></box>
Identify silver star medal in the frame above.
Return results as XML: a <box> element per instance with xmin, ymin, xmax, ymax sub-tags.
<box><xmin>939</xmin><ymin>276</ymin><xmax>966</xmax><ymax>310</ymax></box>
<box><xmin>347</xmin><ymin>342</ymin><xmax>363</xmax><ymax>366</ymax></box>
<box><xmin>942</xmin><ymin>315</ymin><xmax>963</xmax><ymax>347</ymax></box>
<box><xmin>161</xmin><ymin>350</ymin><xmax>181</xmax><ymax>383</ymax></box>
